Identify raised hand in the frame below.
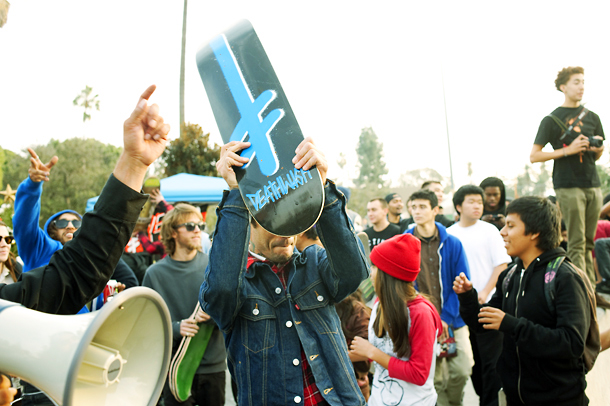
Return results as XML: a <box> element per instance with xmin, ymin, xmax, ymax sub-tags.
<box><xmin>27</xmin><ymin>147</ymin><xmax>58</xmax><ymax>183</ymax></box>
<box><xmin>453</xmin><ymin>272</ymin><xmax>473</xmax><ymax>295</ymax></box>
<box><xmin>216</xmin><ymin>141</ymin><xmax>251</xmax><ymax>189</ymax></box>
<box><xmin>114</xmin><ymin>85</ymin><xmax>171</xmax><ymax>191</ymax></box>
<box><xmin>122</xmin><ymin>85</ymin><xmax>170</xmax><ymax>168</ymax></box>
<box><xmin>293</xmin><ymin>137</ymin><xmax>328</xmax><ymax>185</ymax></box>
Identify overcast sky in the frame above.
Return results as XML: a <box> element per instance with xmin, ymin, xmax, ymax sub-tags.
<box><xmin>2</xmin><ymin>0</ymin><xmax>609</xmax><ymax>190</ymax></box>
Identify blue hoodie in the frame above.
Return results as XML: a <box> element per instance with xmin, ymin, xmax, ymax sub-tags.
<box><xmin>405</xmin><ymin>222</ymin><xmax>470</xmax><ymax>328</ymax></box>
<box><xmin>14</xmin><ymin>177</ymin><xmax>82</xmax><ymax>272</ymax></box>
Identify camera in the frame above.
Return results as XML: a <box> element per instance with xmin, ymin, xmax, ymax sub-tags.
<box><xmin>588</xmin><ymin>135</ymin><xmax>603</xmax><ymax>148</ymax></box>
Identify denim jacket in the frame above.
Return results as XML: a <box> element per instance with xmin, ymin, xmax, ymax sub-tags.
<box><xmin>200</xmin><ymin>181</ymin><xmax>369</xmax><ymax>406</ymax></box>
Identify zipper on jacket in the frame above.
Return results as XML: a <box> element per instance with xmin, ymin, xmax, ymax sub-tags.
<box><xmin>515</xmin><ymin>268</ymin><xmax>525</xmax><ymax>404</ymax></box>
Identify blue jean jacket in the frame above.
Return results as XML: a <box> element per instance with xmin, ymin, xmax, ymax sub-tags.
<box><xmin>200</xmin><ymin>181</ymin><xmax>369</xmax><ymax>406</ymax></box>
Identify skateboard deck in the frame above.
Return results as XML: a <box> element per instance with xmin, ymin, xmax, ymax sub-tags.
<box><xmin>196</xmin><ymin>20</ymin><xmax>324</xmax><ymax>237</ymax></box>
<box><xmin>168</xmin><ymin>303</ymin><xmax>214</xmax><ymax>402</ymax></box>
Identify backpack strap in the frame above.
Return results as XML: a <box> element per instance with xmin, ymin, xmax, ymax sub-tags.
<box><xmin>543</xmin><ymin>256</ymin><xmax>565</xmax><ymax>315</ymax></box>
<box><xmin>501</xmin><ymin>264</ymin><xmax>518</xmax><ymax>310</ymax></box>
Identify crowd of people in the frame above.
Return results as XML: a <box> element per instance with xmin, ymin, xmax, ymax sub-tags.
<box><xmin>2</xmin><ymin>67</ymin><xmax>610</xmax><ymax>406</ymax></box>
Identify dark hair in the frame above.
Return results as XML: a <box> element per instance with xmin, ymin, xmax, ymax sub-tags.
<box><xmin>421</xmin><ymin>180</ymin><xmax>442</xmax><ymax>189</ymax></box>
<box><xmin>47</xmin><ymin>212</ymin><xmax>83</xmax><ymax>241</ymax></box>
<box><xmin>479</xmin><ymin>177</ymin><xmax>506</xmax><ymax>212</ymax></box>
<box><xmin>368</xmin><ymin>198</ymin><xmax>388</xmax><ymax>209</ymax></box>
<box><xmin>506</xmin><ymin>196</ymin><xmax>562</xmax><ymax>251</ymax></box>
<box><xmin>555</xmin><ymin>66</ymin><xmax>584</xmax><ymax>92</ymax></box>
<box><xmin>302</xmin><ymin>225</ymin><xmax>318</xmax><ymax>241</ymax></box>
<box><xmin>452</xmin><ymin>185</ymin><xmax>484</xmax><ymax>214</ymax></box>
<box><xmin>372</xmin><ymin>266</ymin><xmax>418</xmax><ymax>358</ymax></box>
<box><xmin>0</xmin><ymin>221</ymin><xmax>19</xmax><ymax>282</ymax></box>
<box><xmin>408</xmin><ymin>189</ymin><xmax>438</xmax><ymax>209</ymax></box>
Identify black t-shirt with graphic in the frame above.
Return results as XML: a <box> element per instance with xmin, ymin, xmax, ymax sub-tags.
<box><xmin>534</xmin><ymin>106</ymin><xmax>605</xmax><ymax>189</ymax></box>
<box><xmin>364</xmin><ymin>223</ymin><xmax>401</xmax><ymax>252</ymax></box>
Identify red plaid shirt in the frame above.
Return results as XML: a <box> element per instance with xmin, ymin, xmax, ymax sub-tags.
<box><xmin>248</xmin><ymin>253</ymin><xmax>328</xmax><ymax>406</ymax></box>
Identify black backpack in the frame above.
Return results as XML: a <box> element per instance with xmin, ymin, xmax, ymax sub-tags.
<box><xmin>501</xmin><ymin>256</ymin><xmax>600</xmax><ymax>373</ymax></box>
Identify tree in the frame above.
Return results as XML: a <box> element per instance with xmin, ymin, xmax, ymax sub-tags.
<box><xmin>34</xmin><ymin>139</ymin><xmax>122</xmax><ymax>221</ymax></box>
<box><xmin>0</xmin><ymin>0</ymin><xmax>9</xmax><ymax>28</ymax></box>
<box><xmin>515</xmin><ymin>164</ymin><xmax>535</xmax><ymax>198</ymax></box>
<box><xmin>161</xmin><ymin>123</ymin><xmax>221</xmax><ymax>177</ymax></box>
<box><xmin>533</xmin><ymin>162</ymin><xmax>551</xmax><ymax>197</ymax></box>
<box><xmin>354</xmin><ymin>127</ymin><xmax>388</xmax><ymax>188</ymax></box>
<box><xmin>73</xmin><ymin>86</ymin><xmax>100</xmax><ymax>123</ymax></box>
<box><xmin>1</xmin><ymin>148</ymin><xmax>29</xmax><ymax>196</ymax></box>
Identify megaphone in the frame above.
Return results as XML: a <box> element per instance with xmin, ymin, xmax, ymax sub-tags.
<box><xmin>0</xmin><ymin>287</ymin><xmax>172</xmax><ymax>406</ymax></box>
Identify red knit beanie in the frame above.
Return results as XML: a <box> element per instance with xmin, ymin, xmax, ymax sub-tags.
<box><xmin>370</xmin><ymin>234</ymin><xmax>421</xmax><ymax>282</ymax></box>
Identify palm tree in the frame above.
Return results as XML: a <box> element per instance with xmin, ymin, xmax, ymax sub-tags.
<box><xmin>179</xmin><ymin>0</ymin><xmax>188</xmax><ymax>137</ymax></box>
<box><xmin>73</xmin><ymin>86</ymin><xmax>100</xmax><ymax>123</ymax></box>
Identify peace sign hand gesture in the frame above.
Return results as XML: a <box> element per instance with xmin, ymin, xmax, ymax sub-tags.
<box><xmin>27</xmin><ymin>147</ymin><xmax>58</xmax><ymax>183</ymax></box>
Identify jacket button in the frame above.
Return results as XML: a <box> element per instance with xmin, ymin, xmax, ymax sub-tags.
<box><xmin>252</xmin><ymin>309</ymin><xmax>259</xmax><ymax>316</ymax></box>
<box><xmin>286</xmin><ymin>321</ymin><xmax>293</xmax><ymax>328</ymax></box>
<box><xmin>292</xmin><ymin>358</ymin><xmax>300</xmax><ymax>366</ymax></box>
<box><xmin>275</xmin><ymin>287</ymin><xmax>282</xmax><ymax>294</ymax></box>
<box><xmin>317</xmin><ymin>295</ymin><xmax>323</xmax><ymax>302</ymax></box>
<box><xmin>294</xmin><ymin>396</ymin><xmax>302</xmax><ymax>403</ymax></box>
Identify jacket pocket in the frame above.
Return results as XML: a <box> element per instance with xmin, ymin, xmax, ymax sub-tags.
<box><xmin>239</xmin><ymin>298</ymin><xmax>277</xmax><ymax>353</ymax></box>
<box><xmin>293</xmin><ymin>281</ymin><xmax>340</xmax><ymax>335</ymax></box>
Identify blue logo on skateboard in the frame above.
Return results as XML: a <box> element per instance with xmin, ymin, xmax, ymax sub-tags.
<box><xmin>210</xmin><ymin>35</ymin><xmax>284</xmax><ymax>177</ymax></box>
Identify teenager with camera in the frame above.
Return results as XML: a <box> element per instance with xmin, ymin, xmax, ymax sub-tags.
<box><xmin>530</xmin><ymin>66</ymin><xmax>605</xmax><ymax>285</ymax></box>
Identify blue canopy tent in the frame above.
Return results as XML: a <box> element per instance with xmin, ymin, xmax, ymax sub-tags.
<box><xmin>85</xmin><ymin>173</ymin><xmax>229</xmax><ymax>212</ymax></box>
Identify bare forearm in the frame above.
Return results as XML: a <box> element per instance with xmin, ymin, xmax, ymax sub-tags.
<box><xmin>481</xmin><ymin>264</ymin><xmax>507</xmax><ymax>299</ymax></box>
<box><xmin>530</xmin><ymin>147</ymin><xmax>568</xmax><ymax>163</ymax></box>
<box><xmin>369</xmin><ymin>347</ymin><xmax>391</xmax><ymax>370</ymax></box>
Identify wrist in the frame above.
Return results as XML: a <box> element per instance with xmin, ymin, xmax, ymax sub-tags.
<box><xmin>563</xmin><ymin>146</ymin><xmax>568</xmax><ymax>157</ymax></box>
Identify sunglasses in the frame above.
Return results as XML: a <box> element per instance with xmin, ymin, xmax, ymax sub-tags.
<box><xmin>174</xmin><ymin>222</ymin><xmax>204</xmax><ymax>232</ymax></box>
<box><xmin>0</xmin><ymin>236</ymin><xmax>14</xmax><ymax>244</ymax></box>
<box><xmin>53</xmin><ymin>219</ymin><xmax>82</xmax><ymax>229</ymax></box>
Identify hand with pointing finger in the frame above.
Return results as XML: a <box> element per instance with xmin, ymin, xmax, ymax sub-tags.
<box><xmin>114</xmin><ymin>85</ymin><xmax>171</xmax><ymax>191</ymax></box>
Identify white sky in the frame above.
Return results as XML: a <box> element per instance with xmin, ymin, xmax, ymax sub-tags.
<box><xmin>1</xmin><ymin>0</ymin><xmax>610</xmax><ymax>190</ymax></box>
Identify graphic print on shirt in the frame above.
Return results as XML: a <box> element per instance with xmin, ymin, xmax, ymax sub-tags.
<box><xmin>373</xmin><ymin>369</ymin><xmax>404</xmax><ymax>406</ymax></box>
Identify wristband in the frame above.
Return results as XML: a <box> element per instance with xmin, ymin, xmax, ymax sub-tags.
<box><xmin>563</xmin><ymin>147</ymin><xmax>567</xmax><ymax>157</ymax></box>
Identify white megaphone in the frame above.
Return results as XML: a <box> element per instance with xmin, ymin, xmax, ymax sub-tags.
<box><xmin>0</xmin><ymin>287</ymin><xmax>172</xmax><ymax>406</ymax></box>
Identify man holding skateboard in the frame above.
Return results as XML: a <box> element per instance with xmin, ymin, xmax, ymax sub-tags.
<box><xmin>200</xmin><ymin>138</ymin><xmax>369</xmax><ymax>406</ymax></box>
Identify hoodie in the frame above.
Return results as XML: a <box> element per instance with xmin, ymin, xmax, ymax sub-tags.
<box><xmin>405</xmin><ymin>222</ymin><xmax>470</xmax><ymax>328</ymax></box>
<box><xmin>459</xmin><ymin>248</ymin><xmax>590</xmax><ymax>405</ymax></box>
<box><xmin>14</xmin><ymin>177</ymin><xmax>81</xmax><ymax>272</ymax></box>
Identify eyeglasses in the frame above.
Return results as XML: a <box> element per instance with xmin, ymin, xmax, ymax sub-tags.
<box><xmin>174</xmin><ymin>222</ymin><xmax>204</xmax><ymax>232</ymax></box>
<box><xmin>0</xmin><ymin>236</ymin><xmax>14</xmax><ymax>244</ymax></box>
<box><xmin>53</xmin><ymin>219</ymin><xmax>82</xmax><ymax>229</ymax></box>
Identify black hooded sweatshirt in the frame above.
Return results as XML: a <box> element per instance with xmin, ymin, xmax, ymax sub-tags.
<box><xmin>459</xmin><ymin>247</ymin><xmax>590</xmax><ymax>406</ymax></box>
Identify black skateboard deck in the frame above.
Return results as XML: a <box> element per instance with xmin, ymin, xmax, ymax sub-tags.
<box><xmin>196</xmin><ymin>20</ymin><xmax>324</xmax><ymax>237</ymax></box>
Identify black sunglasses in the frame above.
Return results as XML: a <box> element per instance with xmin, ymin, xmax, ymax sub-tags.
<box><xmin>0</xmin><ymin>236</ymin><xmax>14</xmax><ymax>244</ymax></box>
<box><xmin>53</xmin><ymin>219</ymin><xmax>82</xmax><ymax>229</ymax></box>
<box><xmin>174</xmin><ymin>222</ymin><xmax>204</xmax><ymax>232</ymax></box>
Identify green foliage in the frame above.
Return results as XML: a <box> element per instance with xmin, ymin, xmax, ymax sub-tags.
<box><xmin>346</xmin><ymin>183</ymin><xmax>391</xmax><ymax>223</ymax></box>
<box><xmin>0</xmin><ymin>147</ymin><xmax>4</xmax><ymax>188</ymax></box>
<box><xmin>161</xmin><ymin>123</ymin><xmax>221</xmax><ymax>177</ymax></box>
<box><xmin>1</xmin><ymin>148</ymin><xmax>29</xmax><ymax>198</ymax></box>
<box><xmin>514</xmin><ymin>163</ymin><xmax>553</xmax><ymax>198</ymax></box>
<box><xmin>2</xmin><ymin>139</ymin><xmax>121</xmax><ymax>226</ymax></box>
<box><xmin>354</xmin><ymin>127</ymin><xmax>388</xmax><ymax>189</ymax></box>
<box><xmin>73</xmin><ymin>85</ymin><xmax>100</xmax><ymax>123</ymax></box>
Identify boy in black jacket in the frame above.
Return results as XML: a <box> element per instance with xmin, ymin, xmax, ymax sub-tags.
<box><xmin>454</xmin><ymin>196</ymin><xmax>591</xmax><ymax>406</ymax></box>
